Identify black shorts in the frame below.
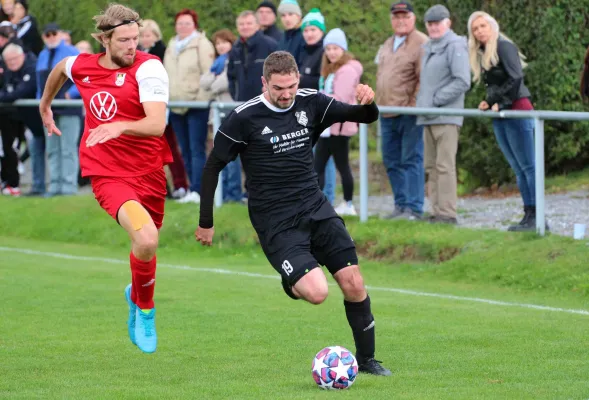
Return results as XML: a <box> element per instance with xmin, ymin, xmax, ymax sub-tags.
<box><xmin>258</xmin><ymin>215</ymin><xmax>358</xmax><ymax>287</ymax></box>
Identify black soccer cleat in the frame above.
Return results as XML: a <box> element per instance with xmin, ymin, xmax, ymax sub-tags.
<box><xmin>357</xmin><ymin>358</ymin><xmax>393</xmax><ymax>376</ymax></box>
<box><xmin>281</xmin><ymin>277</ymin><xmax>299</xmax><ymax>300</ymax></box>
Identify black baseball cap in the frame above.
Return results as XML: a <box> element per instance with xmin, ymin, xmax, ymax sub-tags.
<box><xmin>390</xmin><ymin>1</ymin><xmax>414</xmax><ymax>13</ymax></box>
<box><xmin>42</xmin><ymin>22</ymin><xmax>60</xmax><ymax>35</ymax></box>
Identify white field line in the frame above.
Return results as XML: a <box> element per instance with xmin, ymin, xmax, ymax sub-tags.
<box><xmin>1</xmin><ymin>246</ymin><xmax>588</xmax><ymax>316</ymax></box>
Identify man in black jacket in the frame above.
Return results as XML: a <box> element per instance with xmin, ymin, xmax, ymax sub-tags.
<box><xmin>227</xmin><ymin>10</ymin><xmax>278</xmax><ymax>202</ymax></box>
<box><xmin>256</xmin><ymin>1</ymin><xmax>283</xmax><ymax>43</ymax></box>
<box><xmin>228</xmin><ymin>10</ymin><xmax>278</xmax><ymax>102</ymax></box>
<box><xmin>0</xmin><ymin>43</ymin><xmax>38</xmax><ymax>196</ymax></box>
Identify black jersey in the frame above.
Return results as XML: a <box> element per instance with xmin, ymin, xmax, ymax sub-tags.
<box><xmin>209</xmin><ymin>89</ymin><xmax>378</xmax><ymax>232</ymax></box>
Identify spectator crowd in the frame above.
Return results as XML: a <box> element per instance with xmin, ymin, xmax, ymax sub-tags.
<box><xmin>0</xmin><ymin>0</ymin><xmax>568</xmax><ymax>232</ymax></box>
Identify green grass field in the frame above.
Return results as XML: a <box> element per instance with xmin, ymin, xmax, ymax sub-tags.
<box><xmin>1</xmin><ymin>197</ymin><xmax>588</xmax><ymax>399</ymax></box>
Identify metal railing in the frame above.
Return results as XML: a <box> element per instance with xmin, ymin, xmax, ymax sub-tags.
<box><xmin>359</xmin><ymin>106</ymin><xmax>589</xmax><ymax>236</ymax></box>
<box><xmin>8</xmin><ymin>99</ymin><xmax>589</xmax><ymax>236</ymax></box>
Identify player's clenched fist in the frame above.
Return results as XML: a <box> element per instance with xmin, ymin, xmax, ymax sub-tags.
<box><xmin>195</xmin><ymin>226</ymin><xmax>215</xmax><ymax>246</ymax></box>
<box><xmin>355</xmin><ymin>84</ymin><xmax>375</xmax><ymax>105</ymax></box>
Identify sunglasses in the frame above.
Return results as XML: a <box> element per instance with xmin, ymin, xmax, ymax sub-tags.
<box><xmin>44</xmin><ymin>31</ymin><xmax>58</xmax><ymax>37</ymax></box>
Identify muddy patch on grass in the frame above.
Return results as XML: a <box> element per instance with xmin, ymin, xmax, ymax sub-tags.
<box><xmin>356</xmin><ymin>242</ymin><xmax>461</xmax><ymax>264</ymax></box>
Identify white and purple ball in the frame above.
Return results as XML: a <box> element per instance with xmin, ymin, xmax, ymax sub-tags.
<box><xmin>312</xmin><ymin>346</ymin><xmax>358</xmax><ymax>389</ymax></box>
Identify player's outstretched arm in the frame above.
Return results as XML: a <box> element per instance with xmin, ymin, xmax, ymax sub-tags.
<box><xmin>39</xmin><ymin>57</ymin><xmax>71</xmax><ymax>136</ymax></box>
<box><xmin>195</xmin><ymin>152</ymin><xmax>228</xmax><ymax>246</ymax></box>
<box><xmin>316</xmin><ymin>84</ymin><xmax>379</xmax><ymax>136</ymax></box>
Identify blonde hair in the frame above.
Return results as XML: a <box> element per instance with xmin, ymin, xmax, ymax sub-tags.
<box><xmin>91</xmin><ymin>3</ymin><xmax>142</xmax><ymax>45</ymax></box>
<box><xmin>467</xmin><ymin>11</ymin><xmax>527</xmax><ymax>83</ymax></box>
<box><xmin>140</xmin><ymin>19</ymin><xmax>162</xmax><ymax>41</ymax></box>
<box><xmin>320</xmin><ymin>51</ymin><xmax>355</xmax><ymax>79</ymax></box>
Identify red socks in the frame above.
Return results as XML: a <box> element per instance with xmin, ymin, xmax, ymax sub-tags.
<box><xmin>130</xmin><ymin>252</ymin><xmax>156</xmax><ymax>309</ymax></box>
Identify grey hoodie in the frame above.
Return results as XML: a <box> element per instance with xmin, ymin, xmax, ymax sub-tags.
<box><xmin>416</xmin><ymin>30</ymin><xmax>471</xmax><ymax>127</ymax></box>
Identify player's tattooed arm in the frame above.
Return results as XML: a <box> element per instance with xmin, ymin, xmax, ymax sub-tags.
<box><xmin>39</xmin><ymin>58</ymin><xmax>71</xmax><ymax>137</ymax></box>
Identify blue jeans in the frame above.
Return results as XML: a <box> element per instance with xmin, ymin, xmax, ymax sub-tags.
<box><xmin>323</xmin><ymin>156</ymin><xmax>336</xmax><ymax>204</ymax></box>
<box><xmin>222</xmin><ymin>156</ymin><xmax>243</xmax><ymax>202</ymax></box>
<box><xmin>492</xmin><ymin>118</ymin><xmax>536</xmax><ymax>206</ymax></box>
<box><xmin>170</xmin><ymin>109</ymin><xmax>209</xmax><ymax>193</ymax></box>
<box><xmin>30</xmin><ymin>135</ymin><xmax>45</xmax><ymax>193</ymax></box>
<box><xmin>47</xmin><ymin>115</ymin><xmax>81</xmax><ymax>195</ymax></box>
<box><xmin>380</xmin><ymin>115</ymin><xmax>424</xmax><ymax>214</ymax></box>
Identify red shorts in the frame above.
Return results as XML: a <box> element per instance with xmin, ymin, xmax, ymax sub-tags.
<box><xmin>91</xmin><ymin>168</ymin><xmax>167</xmax><ymax>229</ymax></box>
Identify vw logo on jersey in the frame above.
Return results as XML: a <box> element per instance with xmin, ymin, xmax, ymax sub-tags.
<box><xmin>295</xmin><ymin>111</ymin><xmax>308</xmax><ymax>127</ymax></box>
<box><xmin>89</xmin><ymin>91</ymin><xmax>118</xmax><ymax>121</ymax></box>
<box><xmin>270</xmin><ymin>136</ymin><xmax>280</xmax><ymax>144</ymax></box>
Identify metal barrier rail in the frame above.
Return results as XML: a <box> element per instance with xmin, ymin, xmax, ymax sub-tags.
<box><xmin>7</xmin><ymin>99</ymin><xmax>589</xmax><ymax>236</ymax></box>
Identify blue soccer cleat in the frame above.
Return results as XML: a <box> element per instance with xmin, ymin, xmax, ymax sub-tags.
<box><xmin>135</xmin><ymin>308</ymin><xmax>157</xmax><ymax>353</ymax></box>
<box><xmin>124</xmin><ymin>284</ymin><xmax>137</xmax><ymax>345</ymax></box>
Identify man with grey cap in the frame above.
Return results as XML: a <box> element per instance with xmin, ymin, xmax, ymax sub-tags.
<box><xmin>376</xmin><ymin>1</ymin><xmax>428</xmax><ymax>221</ymax></box>
<box><xmin>416</xmin><ymin>4</ymin><xmax>470</xmax><ymax>225</ymax></box>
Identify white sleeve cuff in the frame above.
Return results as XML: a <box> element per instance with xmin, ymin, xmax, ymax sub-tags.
<box><xmin>136</xmin><ymin>59</ymin><xmax>170</xmax><ymax>104</ymax></box>
<box><xmin>65</xmin><ymin>56</ymin><xmax>77</xmax><ymax>81</ymax></box>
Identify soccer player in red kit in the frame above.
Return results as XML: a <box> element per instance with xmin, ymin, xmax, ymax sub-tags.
<box><xmin>38</xmin><ymin>4</ymin><xmax>171</xmax><ymax>354</ymax></box>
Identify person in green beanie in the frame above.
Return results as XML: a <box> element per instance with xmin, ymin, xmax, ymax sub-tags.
<box><xmin>299</xmin><ymin>8</ymin><xmax>325</xmax><ymax>89</ymax></box>
<box><xmin>299</xmin><ymin>8</ymin><xmax>336</xmax><ymax>206</ymax></box>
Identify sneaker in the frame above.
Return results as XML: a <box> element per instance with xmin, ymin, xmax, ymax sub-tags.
<box><xmin>124</xmin><ymin>284</ymin><xmax>137</xmax><ymax>346</ymax></box>
<box><xmin>397</xmin><ymin>208</ymin><xmax>423</xmax><ymax>221</ymax></box>
<box><xmin>382</xmin><ymin>208</ymin><xmax>405</xmax><ymax>220</ymax></box>
<box><xmin>428</xmin><ymin>215</ymin><xmax>458</xmax><ymax>225</ymax></box>
<box><xmin>135</xmin><ymin>308</ymin><xmax>157</xmax><ymax>353</ymax></box>
<box><xmin>172</xmin><ymin>187</ymin><xmax>187</xmax><ymax>199</ymax></box>
<box><xmin>357</xmin><ymin>357</ymin><xmax>392</xmax><ymax>376</ymax></box>
<box><xmin>24</xmin><ymin>191</ymin><xmax>44</xmax><ymax>197</ymax></box>
<box><xmin>2</xmin><ymin>186</ymin><xmax>21</xmax><ymax>197</ymax></box>
<box><xmin>177</xmin><ymin>191</ymin><xmax>200</xmax><ymax>204</ymax></box>
<box><xmin>508</xmin><ymin>211</ymin><xmax>550</xmax><ymax>233</ymax></box>
<box><xmin>334</xmin><ymin>201</ymin><xmax>357</xmax><ymax>216</ymax></box>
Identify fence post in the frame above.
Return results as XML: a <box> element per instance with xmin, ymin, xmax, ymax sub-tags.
<box><xmin>359</xmin><ymin>123</ymin><xmax>369</xmax><ymax>222</ymax></box>
<box><xmin>212</xmin><ymin>103</ymin><xmax>223</xmax><ymax>208</ymax></box>
<box><xmin>376</xmin><ymin>116</ymin><xmax>381</xmax><ymax>155</ymax></box>
<box><xmin>534</xmin><ymin>117</ymin><xmax>546</xmax><ymax>236</ymax></box>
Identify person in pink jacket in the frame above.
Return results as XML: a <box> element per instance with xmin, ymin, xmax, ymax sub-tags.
<box><xmin>314</xmin><ymin>28</ymin><xmax>363</xmax><ymax>216</ymax></box>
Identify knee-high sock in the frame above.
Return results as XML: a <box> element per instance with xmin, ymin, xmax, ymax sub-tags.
<box><xmin>130</xmin><ymin>252</ymin><xmax>156</xmax><ymax>309</ymax></box>
<box><xmin>344</xmin><ymin>295</ymin><xmax>375</xmax><ymax>361</ymax></box>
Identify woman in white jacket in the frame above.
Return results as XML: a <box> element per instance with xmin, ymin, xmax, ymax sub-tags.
<box><xmin>164</xmin><ymin>9</ymin><xmax>215</xmax><ymax>204</ymax></box>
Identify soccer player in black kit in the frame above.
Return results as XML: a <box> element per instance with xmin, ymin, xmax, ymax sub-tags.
<box><xmin>196</xmin><ymin>51</ymin><xmax>391</xmax><ymax>376</ymax></box>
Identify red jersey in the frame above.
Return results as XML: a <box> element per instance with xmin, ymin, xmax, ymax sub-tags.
<box><xmin>65</xmin><ymin>51</ymin><xmax>173</xmax><ymax>177</ymax></box>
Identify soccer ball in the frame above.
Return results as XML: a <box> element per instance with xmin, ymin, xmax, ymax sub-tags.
<box><xmin>312</xmin><ymin>346</ymin><xmax>358</xmax><ymax>390</ymax></box>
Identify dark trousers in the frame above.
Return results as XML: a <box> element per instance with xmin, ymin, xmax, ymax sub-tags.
<box><xmin>0</xmin><ymin>115</ymin><xmax>21</xmax><ymax>188</ymax></box>
<box><xmin>314</xmin><ymin>136</ymin><xmax>354</xmax><ymax>202</ymax></box>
